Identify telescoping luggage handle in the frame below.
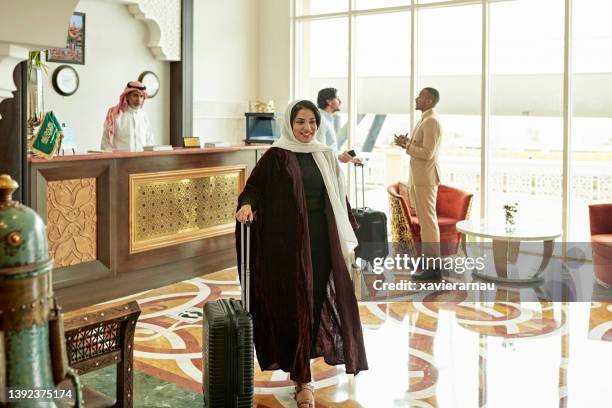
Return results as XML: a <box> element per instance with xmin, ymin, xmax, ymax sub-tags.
<box><xmin>353</xmin><ymin>162</ymin><xmax>366</xmax><ymax>210</ymax></box>
<box><xmin>240</xmin><ymin>221</ymin><xmax>251</xmax><ymax>313</ymax></box>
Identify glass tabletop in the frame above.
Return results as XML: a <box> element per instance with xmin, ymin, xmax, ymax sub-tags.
<box><xmin>457</xmin><ymin>219</ymin><xmax>562</xmax><ymax>241</ymax></box>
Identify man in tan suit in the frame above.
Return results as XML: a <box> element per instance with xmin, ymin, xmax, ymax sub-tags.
<box><xmin>395</xmin><ymin>87</ymin><xmax>443</xmax><ymax>278</ymax></box>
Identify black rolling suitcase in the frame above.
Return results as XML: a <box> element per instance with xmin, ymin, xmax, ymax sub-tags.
<box><xmin>352</xmin><ymin>162</ymin><xmax>389</xmax><ymax>263</ymax></box>
<box><xmin>202</xmin><ymin>222</ymin><xmax>254</xmax><ymax>408</ymax></box>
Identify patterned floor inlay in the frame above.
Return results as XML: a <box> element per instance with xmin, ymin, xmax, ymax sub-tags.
<box><xmin>73</xmin><ymin>267</ymin><xmax>612</xmax><ymax>407</ymax></box>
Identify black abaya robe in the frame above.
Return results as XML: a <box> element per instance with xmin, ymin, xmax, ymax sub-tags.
<box><xmin>235</xmin><ymin>147</ymin><xmax>368</xmax><ymax>383</ymax></box>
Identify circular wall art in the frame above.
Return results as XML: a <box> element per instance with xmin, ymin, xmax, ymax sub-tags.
<box><xmin>138</xmin><ymin>70</ymin><xmax>160</xmax><ymax>98</ymax></box>
<box><xmin>52</xmin><ymin>65</ymin><xmax>79</xmax><ymax>96</ymax></box>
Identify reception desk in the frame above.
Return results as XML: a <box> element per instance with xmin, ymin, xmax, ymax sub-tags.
<box><xmin>28</xmin><ymin>146</ymin><xmax>266</xmax><ymax>311</ymax></box>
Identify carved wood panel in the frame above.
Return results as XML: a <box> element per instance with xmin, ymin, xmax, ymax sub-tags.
<box><xmin>47</xmin><ymin>178</ymin><xmax>97</xmax><ymax>268</ymax></box>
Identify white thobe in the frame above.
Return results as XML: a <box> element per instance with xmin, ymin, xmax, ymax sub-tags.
<box><xmin>101</xmin><ymin>107</ymin><xmax>154</xmax><ymax>152</ymax></box>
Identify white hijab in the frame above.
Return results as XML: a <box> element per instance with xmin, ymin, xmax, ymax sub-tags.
<box><xmin>273</xmin><ymin>100</ymin><xmax>358</xmax><ymax>273</ymax></box>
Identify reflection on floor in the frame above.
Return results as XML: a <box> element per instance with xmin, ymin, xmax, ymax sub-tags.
<box><xmin>74</xmin><ymin>268</ymin><xmax>612</xmax><ymax>407</ymax></box>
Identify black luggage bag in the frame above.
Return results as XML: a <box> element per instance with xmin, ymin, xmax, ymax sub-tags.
<box><xmin>352</xmin><ymin>162</ymin><xmax>389</xmax><ymax>263</ymax></box>
<box><xmin>202</xmin><ymin>222</ymin><xmax>254</xmax><ymax>408</ymax></box>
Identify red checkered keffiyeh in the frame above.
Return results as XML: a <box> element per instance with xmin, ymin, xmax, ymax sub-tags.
<box><xmin>103</xmin><ymin>81</ymin><xmax>148</xmax><ymax>144</ymax></box>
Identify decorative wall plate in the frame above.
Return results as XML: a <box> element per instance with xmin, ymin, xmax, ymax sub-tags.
<box><xmin>138</xmin><ymin>70</ymin><xmax>160</xmax><ymax>98</ymax></box>
<box><xmin>52</xmin><ymin>65</ymin><xmax>79</xmax><ymax>96</ymax></box>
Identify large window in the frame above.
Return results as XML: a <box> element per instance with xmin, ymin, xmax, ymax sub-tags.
<box><xmin>570</xmin><ymin>0</ymin><xmax>612</xmax><ymax>240</ymax></box>
<box><xmin>488</xmin><ymin>0</ymin><xmax>564</xmax><ymax>229</ymax></box>
<box><xmin>294</xmin><ymin>0</ymin><xmax>612</xmax><ymax>240</ymax></box>
<box><xmin>297</xmin><ymin>0</ymin><xmax>348</xmax><ymax>16</ymax></box>
<box><xmin>418</xmin><ymin>5</ymin><xmax>482</xmax><ymax>219</ymax></box>
<box><xmin>296</xmin><ymin>17</ymin><xmax>348</xmax><ymax>100</ymax></box>
<box><xmin>296</xmin><ymin>17</ymin><xmax>349</xmax><ymax>186</ymax></box>
<box><xmin>355</xmin><ymin>0</ymin><xmax>410</xmax><ymax>10</ymax></box>
<box><xmin>354</xmin><ymin>12</ymin><xmax>411</xmax><ymax>213</ymax></box>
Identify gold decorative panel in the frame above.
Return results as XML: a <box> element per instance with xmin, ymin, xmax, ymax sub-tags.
<box><xmin>129</xmin><ymin>166</ymin><xmax>246</xmax><ymax>253</ymax></box>
<box><xmin>47</xmin><ymin>178</ymin><xmax>97</xmax><ymax>268</ymax></box>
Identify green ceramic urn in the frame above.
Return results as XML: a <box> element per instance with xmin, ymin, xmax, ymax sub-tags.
<box><xmin>0</xmin><ymin>175</ymin><xmax>81</xmax><ymax>407</ymax></box>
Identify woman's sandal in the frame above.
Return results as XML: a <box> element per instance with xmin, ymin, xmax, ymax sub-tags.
<box><xmin>294</xmin><ymin>382</ymin><xmax>315</xmax><ymax>408</ymax></box>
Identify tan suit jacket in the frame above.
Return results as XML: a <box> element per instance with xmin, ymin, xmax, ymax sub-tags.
<box><xmin>406</xmin><ymin>109</ymin><xmax>442</xmax><ymax>186</ymax></box>
<box><xmin>405</xmin><ymin>109</ymin><xmax>442</xmax><ymax>256</ymax></box>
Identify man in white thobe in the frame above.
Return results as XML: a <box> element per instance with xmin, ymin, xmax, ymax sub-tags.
<box><xmin>101</xmin><ymin>81</ymin><xmax>153</xmax><ymax>151</ymax></box>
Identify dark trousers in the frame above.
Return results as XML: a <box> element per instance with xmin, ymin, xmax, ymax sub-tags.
<box><xmin>307</xmin><ymin>209</ymin><xmax>331</xmax><ymax>354</ymax></box>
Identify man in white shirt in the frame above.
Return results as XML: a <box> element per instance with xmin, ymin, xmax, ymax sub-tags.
<box><xmin>101</xmin><ymin>81</ymin><xmax>153</xmax><ymax>151</ymax></box>
<box><xmin>316</xmin><ymin>88</ymin><xmax>357</xmax><ymax>163</ymax></box>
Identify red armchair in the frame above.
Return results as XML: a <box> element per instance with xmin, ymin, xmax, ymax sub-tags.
<box><xmin>388</xmin><ymin>183</ymin><xmax>473</xmax><ymax>256</ymax></box>
<box><xmin>589</xmin><ymin>203</ymin><xmax>612</xmax><ymax>287</ymax></box>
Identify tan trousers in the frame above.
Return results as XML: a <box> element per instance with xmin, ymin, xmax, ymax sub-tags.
<box><xmin>409</xmin><ymin>184</ymin><xmax>440</xmax><ymax>258</ymax></box>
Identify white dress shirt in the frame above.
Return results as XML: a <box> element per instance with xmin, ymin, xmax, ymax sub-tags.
<box><xmin>316</xmin><ymin>109</ymin><xmax>339</xmax><ymax>152</ymax></box>
<box><xmin>101</xmin><ymin>107</ymin><xmax>154</xmax><ymax>152</ymax></box>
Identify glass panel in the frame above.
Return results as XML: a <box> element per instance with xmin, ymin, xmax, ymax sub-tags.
<box><xmin>418</xmin><ymin>0</ymin><xmax>461</xmax><ymax>4</ymax></box>
<box><xmin>296</xmin><ymin>18</ymin><xmax>348</xmax><ymax>100</ymax></box>
<box><xmin>417</xmin><ymin>5</ymin><xmax>482</xmax><ymax>218</ymax></box>
<box><xmin>489</xmin><ymin>0</ymin><xmax>564</xmax><ymax>232</ymax></box>
<box><xmin>354</xmin><ymin>12</ymin><xmax>411</xmax><ymax>214</ymax></box>
<box><xmin>355</xmin><ymin>0</ymin><xmax>410</xmax><ymax>10</ymax></box>
<box><xmin>570</xmin><ymin>0</ymin><xmax>612</xmax><ymax>241</ymax></box>
<box><xmin>298</xmin><ymin>0</ymin><xmax>348</xmax><ymax>16</ymax></box>
<box><xmin>296</xmin><ymin>18</ymin><xmax>349</xmax><ymax>182</ymax></box>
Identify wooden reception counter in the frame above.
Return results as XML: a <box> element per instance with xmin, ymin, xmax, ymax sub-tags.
<box><xmin>28</xmin><ymin>146</ymin><xmax>267</xmax><ymax>311</ymax></box>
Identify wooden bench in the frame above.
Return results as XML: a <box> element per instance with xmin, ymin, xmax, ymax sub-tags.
<box><xmin>59</xmin><ymin>301</ymin><xmax>141</xmax><ymax>407</ymax></box>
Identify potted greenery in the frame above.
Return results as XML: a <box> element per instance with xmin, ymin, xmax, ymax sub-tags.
<box><xmin>503</xmin><ymin>202</ymin><xmax>519</xmax><ymax>232</ymax></box>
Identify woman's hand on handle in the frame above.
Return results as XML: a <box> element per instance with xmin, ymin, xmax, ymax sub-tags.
<box><xmin>236</xmin><ymin>204</ymin><xmax>253</xmax><ymax>223</ymax></box>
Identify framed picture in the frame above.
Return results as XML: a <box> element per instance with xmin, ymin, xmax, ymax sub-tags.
<box><xmin>47</xmin><ymin>12</ymin><xmax>86</xmax><ymax>65</ymax></box>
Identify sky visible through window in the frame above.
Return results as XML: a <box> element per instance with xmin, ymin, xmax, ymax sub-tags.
<box><xmin>309</xmin><ymin>1</ymin><xmax>612</xmax><ymax>76</ymax></box>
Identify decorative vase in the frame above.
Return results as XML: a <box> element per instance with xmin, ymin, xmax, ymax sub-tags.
<box><xmin>504</xmin><ymin>202</ymin><xmax>518</xmax><ymax>233</ymax></box>
<box><xmin>0</xmin><ymin>175</ymin><xmax>83</xmax><ymax>407</ymax></box>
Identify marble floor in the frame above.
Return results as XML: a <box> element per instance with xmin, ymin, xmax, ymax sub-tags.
<box><xmin>71</xmin><ymin>268</ymin><xmax>612</xmax><ymax>407</ymax></box>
